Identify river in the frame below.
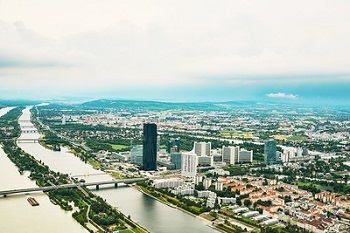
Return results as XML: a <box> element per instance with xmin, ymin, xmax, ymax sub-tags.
<box><xmin>0</xmin><ymin>107</ymin><xmax>87</xmax><ymax>233</ymax></box>
<box><xmin>2</xmin><ymin>106</ymin><xmax>217</xmax><ymax>233</ymax></box>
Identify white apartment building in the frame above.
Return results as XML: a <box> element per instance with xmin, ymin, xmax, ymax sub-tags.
<box><xmin>206</xmin><ymin>192</ymin><xmax>217</xmax><ymax>208</ymax></box>
<box><xmin>153</xmin><ymin>178</ymin><xmax>184</xmax><ymax>189</ymax></box>
<box><xmin>194</xmin><ymin>142</ymin><xmax>211</xmax><ymax>156</ymax></box>
<box><xmin>181</xmin><ymin>152</ymin><xmax>197</xmax><ymax>177</ymax></box>
<box><xmin>222</xmin><ymin>146</ymin><xmax>239</xmax><ymax>164</ymax></box>
<box><xmin>194</xmin><ymin>175</ymin><xmax>203</xmax><ymax>185</ymax></box>
<box><xmin>215</xmin><ymin>180</ymin><xmax>223</xmax><ymax>191</ymax></box>
<box><xmin>197</xmin><ymin>190</ymin><xmax>212</xmax><ymax>198</ymax></box>
<box><xmin>171</xmin><ymin>183</ymin><xmax>195</xmax><ymax>196</ymax></box>
<box><xmin>197</xmin><ymin>155</ymin><xmax>213</xmax><ymax>166</ymax></box>
<box><xmin>218</xmin><ymin>197</ymin><xmax>236</xmax><ymax>205</ymax></box>
<box><xmin>238</xmin><ymin>150</ymin><xmax>253</xmax><ymax>163</ymax></box>
<box><xmin>203</xmin><ymin>177</ymin><xmax>212</xmax><ymax>189</ymax></box>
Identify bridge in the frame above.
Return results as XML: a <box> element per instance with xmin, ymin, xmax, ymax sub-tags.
<box><xmin>18</xmin><ymin>120</ymin><xmax>31</xmax><ymax>123</ymax></box>
<box><xmin>21</xmin><ymin>125</ymin><xmax>35</xmax><ymax>129</ymax></box>
<box><xmin>21</xmin><ymin>129</ymin><xmax>38</xmax><ymax>134</ymax></box>
<box><xmin>0</xmin><ymin>177</ymin><xmax>147</xmax><ymax>197</ymax></box>
<box><xmin>16</xmin><ymin>138</ymin><xmax>41</xmax><ymax>143</ymax></box>
<box><xmin>72</xmin><ymin>173</ymin><xmax>107</xmax><ymax>178</ymax></box>
<box><xmin>0</xmin><ymin>138</ymin><xmax>44</xmax><ymax>143</ymax></box>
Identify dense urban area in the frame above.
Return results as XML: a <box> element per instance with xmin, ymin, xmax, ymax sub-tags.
<box><xmin>1</xmin><ymin>99</ymin><xmax>350</xmax><ymax>233</ymax></box>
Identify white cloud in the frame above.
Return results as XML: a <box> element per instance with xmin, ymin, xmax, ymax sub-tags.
<box><xmin>266</xmin><ymin>93</ymin><xmax>298</xmax><ymax>99</ymax></box>
<box><xmin>1</xmin><ymin>0</ymin><xmax>350</xmax><ymax>99</ymax></box>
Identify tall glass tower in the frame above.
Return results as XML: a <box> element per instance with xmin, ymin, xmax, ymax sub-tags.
<box><xmin>264</xmin><ymin>139</ymin><xmax>277</xmax><ymax>165</ymax></box>
<box><xmin>143</xmin><ymin>123</ymin><xmax>157</xmax><ymax>171</ymax></box>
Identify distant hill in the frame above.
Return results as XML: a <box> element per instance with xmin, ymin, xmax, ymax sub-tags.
<box><xmin>81</xmin><ymin>99</ymin><xmax>259</xmax><ymax>111</ymax></box>
<box><xmin>0</xmin><ymin>99</ymin><xmax>40</xmax><ymax>108</ymax></box>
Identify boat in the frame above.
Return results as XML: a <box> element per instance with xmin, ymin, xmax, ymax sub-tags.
<box><xmin>27</xmin><ymin>197</ymin><xmax>39</xmax><ymax>206</ymax></box>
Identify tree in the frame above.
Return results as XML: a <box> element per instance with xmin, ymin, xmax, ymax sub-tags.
<box><xmin>244</xmin><ymin>199</ymin><xmax>252</xmax><ymax>207</ymax></box>
<box><xmin>263</xmin><ymin>179</ymin><xmax>268</xmax><ymax>186</ymax></box>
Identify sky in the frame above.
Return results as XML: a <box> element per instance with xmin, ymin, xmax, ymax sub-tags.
<box><xmin>0</xmin><ymin>0</ymin><xmax>350</xmax><ymax>104</ymax></box>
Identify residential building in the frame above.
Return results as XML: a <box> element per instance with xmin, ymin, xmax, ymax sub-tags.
<box><xmin>218</xmin><ymin>197</ymin><xmax>236</xmax><ymax>205</ymax></box>
<box><xmin>194</xmin><ymin>175</ymin><xmax>203</xmax><ymax>185</ymax></box>
<box><xmin>194</xmin><ymin>142</ymin><xmax>211</xmax><ymax>156</ymax></box>
<box><xmin>216</xmin><ymin>180</ymin><xmax>223</xmax><ymax>191</ymax></box>
<box><xmin>238</xmin><ymin>150</ymin><xmax>253</xmax><ymax>163</ymax></box>
<box><xmin>181</xmin><ymin>152</ymin><xmax>197</xmax><ymax>177</ymax></box>
<box><xmin>203</xmin><ymin>177</ymin><xmax>212</xmax><ymax>189</ymax></box>
<box><xmin>197</xmin><ymin>155</ymin><xmax>213</xmax><ymax>167</ymax></box>
<box><xmin>153</xmin><ymin>178</ymin><xmax>184</xmax><ymax>189</ymax></box>
<box><xmin>171</xmin><ymin>183</ymin><xmax>195</xmax><ymax>196</ymax></box>
<box><xmin>206</xmin><ymin>192</ymin><xmax>217</xmax><ymax>208</ymax></box>
<box><xmin>222</xmin><ymin>146</ymin><xmax>237</xmax><ymax>165</ymax></box>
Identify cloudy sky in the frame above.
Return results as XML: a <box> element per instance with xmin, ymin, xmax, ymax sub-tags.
<box><xmin>0</xmin><ymin>0</ymin><xmax>350</xmax><ymax>104</ymax></box>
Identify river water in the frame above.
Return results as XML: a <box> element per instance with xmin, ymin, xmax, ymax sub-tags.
<box><xmin>1</xmin><ymin>106</ymin><xmax>217</xmax><ymax>233</ymax></box>
<box><xmin>0</xmin><ymin>107</ymin><xmax>87</xmax><ymax>233</ymax></box>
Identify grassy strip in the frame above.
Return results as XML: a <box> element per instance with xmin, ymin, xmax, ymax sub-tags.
<box><xmin>111</xmin><ymin>144</ymin><xmax>129</xmax><ymax>150</ymax></box>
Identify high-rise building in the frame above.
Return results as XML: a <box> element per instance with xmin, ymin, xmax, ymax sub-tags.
<box><xmin>238</xmin><ymin>150</ymin><xmax>253</xmax><ymax>163</ymax></box>
<box><xmin>181</xmin><ymin>152</ymin><xmax>197</xmax><ymax>177</ymax></box>
<box><xmin>264</xmin><ymin>139</ymin><xmax>277</xmax><ymax>165</ymax></box>
<box><xmin>171</xmin><ymin>152</ymin><xmax>182</xmax><ymax>170</ymax></box>
<box><xmin>130</xmin><ymin>145</ymin><xmax>143</xmax><ymax>166</ymax></box>
<box><xmin>194</xmin><ymin>142</ymin><xmax>211</xmax><ymax>156</ymax></box>
<box><xmin>197</xmin><ymin>156</ymin><xmax>213</xmax><ymax>166</ymax></box>
<box><xmin>143</xmin><ymin>123</ymin><xmax>157</xmax><ymax>171</ymax></box>
<box><xmin>233</xmin><ymin>146</ymin><xmax>240</xmax><ymax>163</ymax></box>
<box><xmin>222</xmin><ymin>146</ymin><xmax>239</xmax><ymax>165</ymax></box>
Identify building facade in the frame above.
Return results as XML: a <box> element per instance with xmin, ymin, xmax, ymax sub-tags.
<box><xmin>238</xmin><ymin>150</ymin><xmax>253</xmax><ymax>163</ymax></box>
<box><xmin>222</xmin><ymin>146</ymin><xmax>239</xmax><ymax>164</ymax></box>
<box><xmin>130</xmin><ymin>145</ymin><xmax>143</xmax><ymax>166</ymax></box>
<box><xmin>264</xmin><ymin>139</ymin><xmax>277</xmax><ymax>165</ymax></box>
<box><xmin>171</xmin><ymin>152</ymin><xmax>182</xmax><ymax>170</ymax></box>
<box><xmin>143</xmin><ymin>123</ymin><xmax>157</xmax><ymax>171</ymax></box>
<box><xmin>194</xmin><ymin>142</ymin><xmax>211</xmax><ymax>156</ymax></box>
<box><xmin>181</xmin><ymin>152</ymin><xmax>197</xmax><ymax>177</ymax></box>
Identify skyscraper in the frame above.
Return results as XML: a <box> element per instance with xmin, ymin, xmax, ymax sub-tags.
<box><xmin>264</xmin><ymin>139</ymin><xmax>277</xmax><ymax>165</ymax></box>
<box><xmin>143</xmin><ymin>123</ymin><xmax>157</xmax><ymax>171</ymax></box>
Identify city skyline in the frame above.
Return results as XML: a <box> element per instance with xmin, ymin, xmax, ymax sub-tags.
<box><xmin>1</xmin><ymin>1</ymin><xmax>350</xmax><ymax>104</ymax></box>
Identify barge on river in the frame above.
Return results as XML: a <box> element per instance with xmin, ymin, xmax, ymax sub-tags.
<box><xmin>27</xmin><ymin>197</ymin><xmax>39</xmax><ymax>206</ymax></box>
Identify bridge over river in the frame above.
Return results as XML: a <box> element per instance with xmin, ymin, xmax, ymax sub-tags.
<box><xmin>0</xmin><ymin>177</ymin><xmax>147</xmax><ymax>197</ymax></box>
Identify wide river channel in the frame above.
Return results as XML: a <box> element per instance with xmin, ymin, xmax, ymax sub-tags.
<box><xmin>0</xmin><ymin>106</ymin><xmax>217</xmax><ymax>233</ymax></box>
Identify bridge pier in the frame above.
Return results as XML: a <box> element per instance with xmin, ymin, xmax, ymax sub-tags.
<box><xmin>114</xmin><ymin>183</ymin><xmax>118</xmax><ymax>188</ymax></box>
<box><xmin>96</xmin><ymin>185</ymin><xmax>99</xmax><ymax>190</ymax></box>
